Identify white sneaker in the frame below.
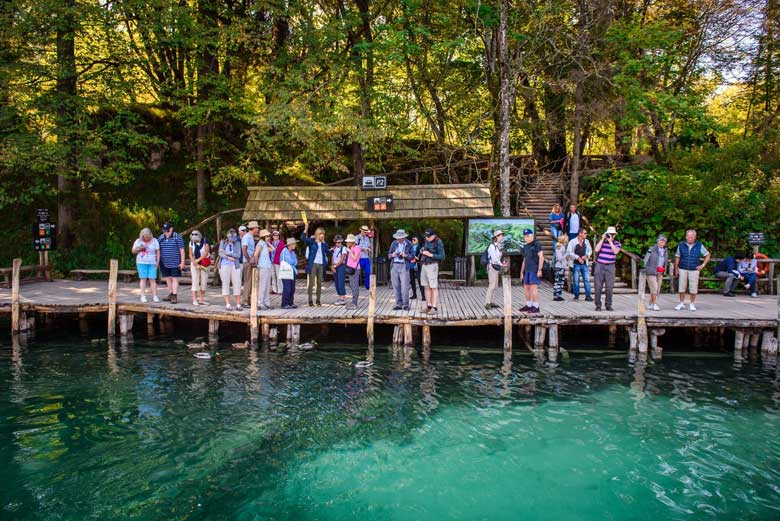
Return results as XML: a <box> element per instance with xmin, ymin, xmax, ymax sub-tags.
<box><xmin>152</xmin><ymin>295</ymin><xmax>160</xmax><ymax>303</ymax></box>
<box><xmin>689</xmin><ymin>303</ymin><xmax>697</xmax><ymax>311</ymax></box>
<box><xmin>675</xmin><ymin>302</ymin><xmax>685</xmax><ymax>311</ymax></box>
<box><xmin>226</xmin><ymin>304</ymin><xmax>233</xmax><ymax>311</ymax></box>
<box><xmin>652</xmin><ymin>304</ymin><xmax>661</xmax><ymax>311</ymax></box>
<box><xmin>751</xmin><ymin>293</ymin><xmax>758</xmax><ymax>298</ymax></box>
<box><xmin>140</xmin><ymin>295</ymin><xmax>148</xmax><ymax>303</ymax></box>
<box><xmin>192</xmin><ymin>301</ymin><xmax>199</xmax><ymax>306</ymax></box>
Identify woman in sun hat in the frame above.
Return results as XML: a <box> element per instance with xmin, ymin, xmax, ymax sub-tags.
<box><xmin>218</xmin><ymin>228</ymin><xmax>243</xmax><ymax>310</ymax></box>
<box><xmin>280</xmin><ymin>237</ymin><xmax>299</xmax><ymax>309</ymax></box>
<box><xmin>484</xmin><ymin>229</ymin><xmax>508</xmax><ymax>309</ymax></box>
<box><xmin>253</xmin><ymin>229</ymin><xmax>273</xmax><ymax>310</ymax></box>
<box><xmin>388</xmin><ymin>229</ymin><xmax>414</xmax><ymax>310</ymax></box>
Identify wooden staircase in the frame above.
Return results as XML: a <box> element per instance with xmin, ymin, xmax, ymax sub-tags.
<box><xmin>518</xmin><ymin>172</ymin><xmax>563</xmax><ymax>256</ymax></box>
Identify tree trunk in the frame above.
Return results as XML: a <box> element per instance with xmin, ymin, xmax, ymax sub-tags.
<box><xmin>55</xmin><ymin>0</ymin><xmax>78</xmax><ymax>249</ymax></box>
<box><xmin>497</xmin><ymin>0</ymin><xmax>511</xmax><ymax>217</ymax></box>
<box><xmin>570</xmin><ymin>77</ymin><xmax>585</xmax><ymax>204</ymax></box>
<box><xmin>543</xmin><ymin>86</ymin><xmax>568</xmax><ymax>171</ymax></box>
<box><xmin>196</xmin><ymin>123</ymin><xmax>207</xmax><ymax>212</ymax></box>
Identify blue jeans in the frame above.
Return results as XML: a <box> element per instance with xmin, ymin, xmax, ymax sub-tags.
<box><xmin>359</xmin><ymin>258</ymin><xmax>371</xmax><ymax>289</ymax></box>
<box><xmin>742</xmin><ymin>272</ymin><xmax>757</xmax><ymax>294</ymax></box>
<box><xmin>568</xmin><ymin>232</ymin><xmax>578</xmax><ymax>241</ymax></box>
<box><xmin>282</xmin><ymin>278</ymin><xmax>296</xmax><ymax>307</ymax></box>
<box><xmin>550</xmin><ymin>225</ymin><xmax>561</xmax><ymax>239</ymax></box>
<box><xmin>334</xmin><ymin>264</ymin><xmax>346</xmax><ymax>296</ymax></box>
<box><xmin>572</xmin><ymin>263</ymin><xmax>591</xmax><ymax>298</ymax></box>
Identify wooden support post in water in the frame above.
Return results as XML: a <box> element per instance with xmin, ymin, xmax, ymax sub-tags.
<box><xmin>749</xmin><ymin>332</ymin><xmax>760</xmax><ymax>349</ymax></box>
<box><xmin>11</xmin><ymin>258</ymin><xmax>21</xmax><ymax>334</ymax></box>
<box><xmin>422</xmin><ymin>325</ymin><xmax>431</xmax><ymax>356</ymax></box>
<box><xmin>636</xmin><ymin>272</ymin><xmax>648</xmax><ymax>352</ymax></box>
<box><xmin>208</xmin><ymin>320</ymin><xmax>220</xmax><ymax>341</ymax></box>
<box><xmin>107</xmin><ymin>259</ymin><xmax>118</xmax><ymax>337</ymax></box>
<box><xmin>146</xmin><ymin>313</ymin><xmax>155</xmax><ymax>336</ymax></box>
<box><xmin>269</xmin><ymin>326</ymin><xmax>279</xmax><ymax>346</ymax></box>
<box><xmin>249</xmin><ymin>267</ymin><xmax>259</xmax><ymax>344</ymax></box>
<box><xmin>629</xmin><ymin>328</ymin><xmax>638</xmax><ymax>352</ymax></box>
<box><xmin>761</xmin><ymin>330</ymin><xmax>776</xmax><ymax>354</ymax></box>
<box><xmin>650</xmin><ymin>328</ymin><xmax>665</xmax><ymax>359</ymax></box>
<box><xmin>502</xmin><ymin>274</ymin><xmax>512</xmax><ymax>360</ymax></box>
<box><xmin>119</xmin><ymin>314</ymin><xmax>135</xmax><ymax>336</ymax></box>
<box><xmin>392</xmin><ymin>325</ymin><xmax>402</xmax><ymax>346</ymax></box>
<box><xmin>608</xmin><ymin>324</ymin><xmax>617</xmax><ymax>349</ymax></box>
<box><xmin>548</xmin><ymin>324</ymin><xmax>560</xmax><ymax>362</ymax></box>
<box><xmin>367</xmin><ymin>274</ymin><xmax>377</xmax><ymax>346</ymax></box>
<box><xmin>262</xmin><ymin>322</ymin><xmax>270</xmax><ymax>341</ymax></box>
<box><xmin>288</xmin><ymin>324</ymin><xmax>301</xmax><ymax>345</ymax></box>
<box><xmin>534</xmin><ymin>326</ymin><xmax>547</xmax><ymax>349</ymax></box>
<box><xmin>734</xmin><ymin>329</ymin><xmax>745</xmax><ymax>354</ymax></box>
<box><xmin>403</xmin><ymin>323</ymin><xmax>413</xmax><ymax>347</ymax></box>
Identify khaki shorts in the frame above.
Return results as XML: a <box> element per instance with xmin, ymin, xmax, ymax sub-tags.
<box><xmin>678</xmin><ymin>269</ymin><xmax>699</xmax><ymax>294</ymax></box>
<box><xmin>420</xmin><ymin>263</ymin><xmax>439</xmax><ymax>289</ymax></box>
<box><xmin>647</xmin><ymin>274</ymin><xmax>662</xmax><ymax>295</ymax></box>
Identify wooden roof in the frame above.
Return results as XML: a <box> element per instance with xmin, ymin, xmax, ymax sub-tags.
<box><xmin>242</xmin><ymin>183</ymin><xmax>494</xmax><ymax>221</ymax></box>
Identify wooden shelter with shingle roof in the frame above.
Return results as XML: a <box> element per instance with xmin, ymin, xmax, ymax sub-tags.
<box><xmin>241</xmin><ymin>183</ymin><xmax>494</xmax><ymax>222</ymax></box>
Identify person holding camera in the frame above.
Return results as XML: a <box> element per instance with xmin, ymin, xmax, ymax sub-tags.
<box><xmin>593</xmin><ymin>226</ymin><xmax>621</xmax><ymax>312</ymax></box>
<box><xmin>485</xmin><ymin>230</ymin><xmax>508</xmax><ymax>309</ymax></box>
<box><xmin>388</xmin><ymin>229</ymin><xmax>414</xmax><ymax>310</ymax></box>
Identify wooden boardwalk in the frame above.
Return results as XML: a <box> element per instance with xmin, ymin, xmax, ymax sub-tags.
<box><xmin>0</xmin><ymin>278</ymin><xmax>776</xmax><ymax>330</ymax></box>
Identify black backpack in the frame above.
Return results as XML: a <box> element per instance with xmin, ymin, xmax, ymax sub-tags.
<box><xmin>480</xmin><ymin>244</ymin><xmax>491</xmax><ymax>267</ymax></box>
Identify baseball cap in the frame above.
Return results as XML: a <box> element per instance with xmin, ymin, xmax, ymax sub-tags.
<box><xmin>424</xmin><ymin>228</ymin><xmax>436</xmax><ymax>237</ymax></box>
<box><xmin>238</xmin><ymin>225</ymin><xmax>248</xmax><ymax>232</ymax></box>
<box><xmin>162</xmin><ymin>222</ymin><xmax>172</xmax><ymax>232</ymax></box>
<box><xmin>523</xmin><ymin>228</ymin><xmax>533</xmax><ymax>236</ymax></box>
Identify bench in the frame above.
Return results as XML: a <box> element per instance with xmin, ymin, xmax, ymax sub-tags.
<box><xmin>70</xmin><ymin>269</ymin><xmax>137</xmax><ymax>283</ymax></box>
<box><xmin>0</xmin><ymin>264</ymin><xmax>49</xmax><ymax>287</ymax></box>
<box><xmin>667</xmin><ymin>258</ymin><xmax>777</xmax><ymax>295</ymax></box>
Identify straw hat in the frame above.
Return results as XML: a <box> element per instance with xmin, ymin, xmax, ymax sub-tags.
<box><xmin>606</xmin><ymin>226</ymin><xmax>618</xmax><ymax>235</ymax></box>
<box><xmin>360</xmin><ymin>225</ymin><xmax>369</xmax><ymax>232</ymax></box>
<box><xmin>286</xmin><ymin>237</ymin><xmax>298</xmax><ymax>246</ymax></box>
<box><xmin>345</xmin><ymin>234</ymin><xmax>357</xmax><ymax>243</ymax></box>
<box><xmin>246</xmin><ymin>221</ymin><xmax>259</xmax><ymax>230</ymax></box>
<box><xmin>259</xmin><ymin>229</ymin><xmax>270</xmax><ymax>238</ymax></box>
<box><xmin>393</xmin><ymin>229</ymin><xmax>408</xmax><ymax>239</ymax></box>
<box><xmin>493</xmin><ymin>229</ymin><xmax>504</xmax><ymax>238</ymax></box>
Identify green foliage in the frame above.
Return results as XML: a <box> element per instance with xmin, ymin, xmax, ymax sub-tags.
<box><xmin>583</xmin><ymin>141</ymin><xmax>780</xmax><ymax>257</ymax></box>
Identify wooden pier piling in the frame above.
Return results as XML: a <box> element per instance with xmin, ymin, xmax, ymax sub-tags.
<box><xmin>636</xmin><ymin>272</ymin><xmax>648</xmax><ymax>352</ymax></box>
<box><xmin>367</xmin><ymin>274</ymin><xmax>376</xmax><ymax>346</ymax></box>
<box><xmin>11</xmin><ymin>258</ymin><xmax>20</xmax><ymax>334</ymax></box>
<box><xmin>107</xmin><ymin>259</ymin><xmax>118</xmax><ymax>337</ymax></box>
<box><xmin>502</xmin><ymin>274</ymin><xmax>512</xmax><ymax>360</ymax></box>
<box><xmin>249</xmin><ymin>267</ymin><xmax>259</xmax><ymax>344</ymax></box>
<box><xmin>403</xmin><ymin>323</ymin><xmax>413</xmax><ymax>347</ymax></box>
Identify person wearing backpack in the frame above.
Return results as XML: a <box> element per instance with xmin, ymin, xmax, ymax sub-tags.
<box><xmin>330</xmin><ymin>235</ymin><xmax>348</xmax><ymax>306</ymax></box>
<box><xmin>484</xmin><ymin>230</ymin><xmax>507</xmax><ymax>309</ymax></box>
<box><xmin>420</xmin><ymin>228</ymin><xmax>445</xmax><ymax>314</ymax></box>
<box><xmin>410</xmin><ymin>235</ymin><xmax>424</xmax><ymax>301</ymax></box>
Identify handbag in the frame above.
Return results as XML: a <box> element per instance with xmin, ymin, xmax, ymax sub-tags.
<box><xmin>345</xmin><ymin>265</ymin><xmax>356</xmax><ymax>275</ymax></box>
<box><xmin>279</xmin><ymin>261</ymin><xmax>294</xmax><ymax>280</ymax></box>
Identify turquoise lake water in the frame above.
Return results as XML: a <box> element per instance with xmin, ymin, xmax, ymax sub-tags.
<box><xmin>2</xmin><ymin>338</ymin><xmax>780</xmax><ymax>520</ymax></box>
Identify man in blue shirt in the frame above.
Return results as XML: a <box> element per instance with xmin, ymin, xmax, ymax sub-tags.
<box><xmin>158</xmin><ymin>223</ymin><xmax>185</xmax><ymax>304</ymax></box>
<box><xmin>388</xmin><ymin>229</ymin><xmax>414</xmax><ymax>310</ymax></box>
<box><xmin>356</xmin><ymin>225</ymin><xmax>372</xmax><ymax>290</ymax></box>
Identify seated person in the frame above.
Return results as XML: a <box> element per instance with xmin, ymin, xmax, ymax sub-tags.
<box><xmin>714</xmin><ymin>253</ymin><xmax>745</xmax><ymax>297</ymax></box>
<box><xmin>739</xmin><ymin>252</ymin><xmax>759</xmax><ymax>298</ymax></box>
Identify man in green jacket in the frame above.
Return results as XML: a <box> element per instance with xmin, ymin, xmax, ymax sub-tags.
<box><xmin>419</xmin><ymin>228</ymin><xmax>445</xmax><ymax>314</ymax></box>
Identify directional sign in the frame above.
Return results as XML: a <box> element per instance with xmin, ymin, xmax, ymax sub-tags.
<box><xmin>367</xmin><ymin>195</ymin><xmax>394</xmax><ymax>213</ymax></box>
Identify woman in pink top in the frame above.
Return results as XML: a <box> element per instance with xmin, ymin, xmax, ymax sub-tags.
<box><xmin>345</xmin><ymin>234</ymin><xmax>361</xmax><ymax>309</ymax></box>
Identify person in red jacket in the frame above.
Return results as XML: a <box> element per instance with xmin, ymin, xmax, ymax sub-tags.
<box><xmin>270</xmin><ymin>230</ymin><xmax>283</xmax><ymax>294</ymax></box>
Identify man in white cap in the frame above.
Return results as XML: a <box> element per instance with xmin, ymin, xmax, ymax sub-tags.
<box><xmin>593</xmin><ymin>226</ymin><xmax>622</xmax><ymax>311</ymax></box>
<box><xmin>240</xmin><ymin>221</ymin><xmax>259</xmax><ymax>307</ymax></box>
<box><xmin>484</xmin><ymin>230</ymin><xmax>508</xmax><ymax>309</ymax></box>
<box><xmin>357</xmin><ymin>225</ymin><xmax>372</xmax><ymax>289</ymax></box>
<box><xmin>388</xmin><ymin>229</ymin><xmax>414</xmax><ymax>310</ymax></box>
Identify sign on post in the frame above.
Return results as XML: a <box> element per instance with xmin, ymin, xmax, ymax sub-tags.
<box><xmin>362</xmin><ymin>176</ymin><xmax>387</xmax><ymax>190</ymax></box>
<box><xmin>367</xmin><ymin>195</ymin><xmax>394</xmax><ymax>213</ymax></box>
<box><xmin>33</xmin><ymin>208</ymin><xmax>56</xmax><ymax>251</ymax></box>
<box><xmin>748</xmin><ymin>232</ymin><xmax>765</xmax><ymax>245</ymax></box>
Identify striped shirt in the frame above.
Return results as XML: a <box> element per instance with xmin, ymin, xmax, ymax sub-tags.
<box><xmin>596</xmin><ymin>240</ymin><xmax>621</xmax><ymax>264</ymax></box>
<box><xmin>158</xmin><ymin>232</ymin><xmax>184</xmax><ymax>268</ymax></box>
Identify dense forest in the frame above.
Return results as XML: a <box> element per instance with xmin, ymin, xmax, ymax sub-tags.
<box><xmin>1</xmin><ymin>0</ymin><xmax>779</xmax><ymax>269</ymax></box>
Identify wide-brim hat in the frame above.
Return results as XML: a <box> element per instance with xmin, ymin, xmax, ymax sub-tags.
<box><xmin>333</xmin><ymin>234</ymin><xmax>343</xmax><ymax>242</ymax></box>
<box><xmin>345</xmin><ymin>234</ymin><xmax>357</xmax><ymax>243</ymax></box>
<box><xmin>493</xmin><ymin>229</ymin><xmax>504</xmax><ymax>238</ymax></box>
<box><xmin>360</xmin><ymin>225</ymin><xmax>370</xmax><ymax>232</ymax></box>
<box><xmin>259</xmin><ymin>229</ymin><xmax>270</xmax><ymax>238</ymax></box>
<box><xmin>286</xmin><ymin>237</ymin><xmax>298</xmax><ymax>246</ymax></box>
<box><xmin>247</xmin><ymin>221</ymin><xmax>259</xmax><ymax>230</ymax></box>
<box><xmin>393</xmin><ymin>229</ymin><xmax>408</xmax><ymax>239</ymax></box>
<box><xmin>606</xmin><ymin>226</ymin><xmax>618</xmax><ymax>235</ymax></box>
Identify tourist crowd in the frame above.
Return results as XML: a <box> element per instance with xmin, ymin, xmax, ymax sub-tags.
<box><xmin>130</xmin><ymin>205</ymin><xmax>762</xmax><ymax>314</ymax></box>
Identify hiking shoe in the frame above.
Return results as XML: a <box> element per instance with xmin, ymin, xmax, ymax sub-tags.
<box><xmin>528</xmin><ymin>307</ymin><xmax>540</xmax><ymax>313</ymax></box>
<box><xmin>410</xmin><ymin>295</ymin><xmax>417</xmax><ymax>300</ymax></box>
<box><xmin>724</xmin><ymin>292</ymin><xmax>735</xmax><ymax>297</ymax></box>
<box><xmin>164</xmin><ymin>293</ymin><xmax>173</xmax><ymax>301</ymax></box>
<box><xmin>606</xmin><ymin>306</ymin><xmax>614</xmax><ymax>312</ymax></box>
<box><xmin>519</xmin><ymin>305</ymin><xmax>531</xmax><ymax>312</ymax></box>
<box><xmin>585</xmin><ymin>296</ymin><xmax>593</xmax><ymax>302</ymax></box>
<box><xmin>170</xmin><ymin>295</ymin><xmax>177</xmax><ymax>304</ymax></box>
<box><xmin>553</xmin><ymin>297</ymin><xmax>564</xmax><ymax>302</ymax></box>
<box><xmin>689</xmin><ymin>303</ymin><xmax>697</xmax><ymax>311</ymax></box>
<box><xmin>674</xmin><ymin>302</ymin><xmax>685</xmax><ymax>311</ymax></box>
<box><xmin>346</xmin><ymin>303</ymin><xmax>356</xmax><ymax>309</ymax></box>
<box><xmin>573</xmin><ymin>296</ymin><xmax>579</xmax><ymax>301</ymax></box>
<box><xmin>402</xmin><ymin>306</ymin><xmax>410</xmax><ymax>311</ymax></box>
<box><xmin>595</xmin><ymin>306</ymin><xmax>602</xmax><ymax>311</ymax></box>
<box><xmin>393</xmin><ymin>306</ymin><xmax>402</xmax><ymax>311</ymax></box>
